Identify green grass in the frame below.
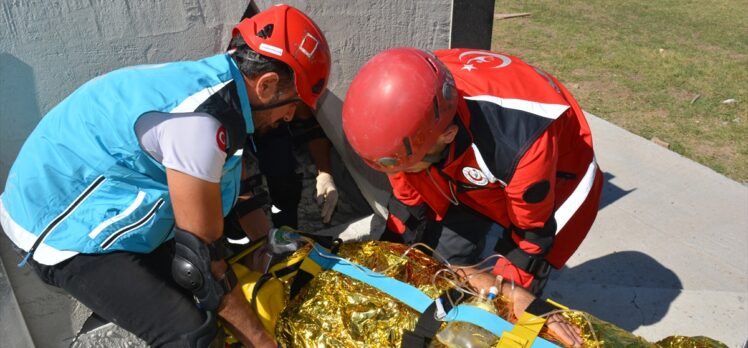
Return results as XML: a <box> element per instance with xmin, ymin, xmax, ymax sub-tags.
<box><xmin>492</xmin><ymin>0</ymin><xmax>748</xmax><ymax>182</ymax></box>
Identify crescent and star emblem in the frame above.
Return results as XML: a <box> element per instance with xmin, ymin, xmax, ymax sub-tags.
<box><xmin>458</xmin><ymin>50</ymin><xmax>512</xmax><ymax>72</ymax></box>
<box><xmin>462</xmin><ymin>167</ymin><xmax>489</xmax><ymax>186</ymax></box>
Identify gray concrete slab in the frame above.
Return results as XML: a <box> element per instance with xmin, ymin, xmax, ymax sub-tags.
<box><xmin>0</xmin><ymin>237</ymin><xmax>86</xmax><ymax>347</ymax></box>
<box><xmin>546</xmin><ymin>114</ymin><xmax>748</xmax><ymax>347</ymax></box>
<box><xmin>1</xmin><ymin>112</ymin><xmax>746</xmax><ymax>346</ymax></box>
<box><xmin>1</xmin><ymin>0</ymin><xmax>745</xmax><ymax>345</ymax></box>
<box><xmin>0</xmin><ymin>252</ymin><xmax>34</xmax><ymax>348</ymax></box>
<box><xmin>318</xmin><ymin>113</ymin><xmax>748</xmax><ymax>347</ymax></box>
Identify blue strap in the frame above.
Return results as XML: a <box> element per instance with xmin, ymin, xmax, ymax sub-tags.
<box><xmin>307</xmin><ymin>245</ymin><xmax>559</xmax><ymax>347</ymax></box>
<box><xmin>227</xmin><ymin>55</ymin><xmax>255</xmax><ymax>136</ymax></box>
<box><xmin>448</xmin><ymin>305</ymin><xmax>558</xmax><ymax>348</ymax></box>
<box><xmin>17</xmin><ymin>251</ymin><xmax>32</xmax><ymax>267</ymax></box>
<box><xmin>308</xmin><ymin>244</ymin><xmax>434</xmax><ymax>313</ymax></box>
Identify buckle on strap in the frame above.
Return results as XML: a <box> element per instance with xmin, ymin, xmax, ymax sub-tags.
<box><xmin>400</xmin><ymin>288</ymin><xmax>466</xmax><ymax>348</ymax></box>
<box><xmin>220</xmin><ymin>267</ymin><xmax>238</xmax><ymax>293</ymax></box>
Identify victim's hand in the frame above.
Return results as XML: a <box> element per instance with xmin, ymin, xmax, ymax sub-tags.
<box><xmin>450</xmin><ymin>264</ymin><xmax>583</xmax><ymax>346</ymax></box>
<box><xmin>509</xmin><ymin>286</ymin><xmax>582</xmax><ymax>347</ymax></box>
<box><xmin>546</xmin><ymin>313</ymin><xmax>583</xmax><ymax>347</ymax></box>
<box><xmin>210</xmin><ymin>259</ymin><xmax>228</xmax><ymax>280</ymax></box>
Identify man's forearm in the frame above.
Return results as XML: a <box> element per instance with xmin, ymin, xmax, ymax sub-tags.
<box><xmin>218</xmin><ymin>285</ymin><xmax>275</xmax><ymax>347</ymax></box>
<box><xmin>237</xmin><ymin>203</ymin><xmax>272</xmax><ymax>240</ymax></box>
<box><xmin>449</xmin><ymin>264</ymin><xmax>534</xmax><ymax>316</ymax></box>
<box><xmin>308</xmin><ymin>137</ymin><xmax>332</xmax><ymax>174</ymax></box>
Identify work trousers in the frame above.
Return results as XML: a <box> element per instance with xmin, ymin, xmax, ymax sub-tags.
<box><xmin>26</xmin><ymin>241</ymin><xmax>209</xmax><ymax>347</ymax></box>
<box><xmin>254</xmin><ymin>126</ymin><xmax>303</xmax><ymax>229</ymax></box>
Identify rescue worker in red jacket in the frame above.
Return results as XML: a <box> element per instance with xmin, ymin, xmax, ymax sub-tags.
<box><xmin>343</xmin><ymin>48</ymin><xmax>603</xmax><ymax>346</ymax></box>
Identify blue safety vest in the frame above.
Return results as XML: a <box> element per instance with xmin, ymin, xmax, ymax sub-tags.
<box><xmin>0</xmin><ymin>53</ymin><xmax>253</xmax><ymax>265</ymax></box>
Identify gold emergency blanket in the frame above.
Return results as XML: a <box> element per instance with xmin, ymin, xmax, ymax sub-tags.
<box><xmin>562</xmin><ymin>311</ymin><xmax>727</xmax><ymax>347</ymax></box>
<box><xmin>257</xmin><ymin>241</ymin><xmax>726</xmax><ymax>347</ymax></box>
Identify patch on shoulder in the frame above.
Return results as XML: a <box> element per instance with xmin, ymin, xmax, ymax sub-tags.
<box><xmin>216</xmin><ymin>126</ymin><xmax>227</xmax><ymax>152</ymax></box>
<box><xmin>523</xmin><ymin>180</ymin><xmax>550</xmax><ymax>203</ymax></box>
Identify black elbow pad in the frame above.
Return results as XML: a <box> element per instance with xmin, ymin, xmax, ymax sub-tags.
<box><xmin>172</xmin><ymin>227</ymin><xmax>236</xmax><ymax>311</ymax></box>
<box><xmin>513</xmin><ymin>216</ymin><xmax>557</xmax><ymax>254</ymax></box>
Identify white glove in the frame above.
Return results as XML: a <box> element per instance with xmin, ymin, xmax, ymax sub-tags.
<box><xmin>315</xmin><ymin>172</ymin><xmax>338</xmax><ymax>223</ymax></box>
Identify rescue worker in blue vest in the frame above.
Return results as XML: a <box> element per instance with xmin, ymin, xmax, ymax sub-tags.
<box><xmin>0</xmin><ymin>5</ymin><xmax>330</xmax><ymax>347</ymax></box>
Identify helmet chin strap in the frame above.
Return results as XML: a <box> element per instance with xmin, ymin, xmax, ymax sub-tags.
<box><xmin>421</xmin><ymin>145</ymin><xmax>450</xmax><ymax>164</ymax></box>
<box><xmin>421</xmin><ymin>120</ymin><xmax>458</xmax><ymax>164</ymax></box>
<box><xmin>250</xmin><ymin>97</ymin><xmax>300</xmax><ymax>111</ymax></box>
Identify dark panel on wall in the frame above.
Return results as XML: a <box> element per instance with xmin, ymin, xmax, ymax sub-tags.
<box><xmin>450</xmin><ymin>0</ymin><xmax>495</xmax><ymax>49</ymax></box>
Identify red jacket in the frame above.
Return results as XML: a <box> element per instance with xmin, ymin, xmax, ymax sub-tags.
<box><xmin>386</xmin><ymin>49</ymin><xmax>603</xmax><ymax>288</ymax></box>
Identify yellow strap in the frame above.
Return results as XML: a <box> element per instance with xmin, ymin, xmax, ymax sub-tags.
<box><xmin>227</xmin><ymin>238</ymin><xmax>267</xmax><ymax>264</ymax></box>
<box><xmin>298</xmin><ymin>255</ymin><xmax>323</xmax><ymax>276</ymax></box>
<box><xmin>498</xmin><ymin>331</ymin><xmax>531</xmax><ymax>348</ymax></box>
<box><xmin>545</xmin><ymin>298</ymin><xmax>568</xmax><ymax>311</ymax></box>
<box><xmin>499</xmin><ymin>298</ymin><xmax>565</xmax><ymax>348</ymax></box>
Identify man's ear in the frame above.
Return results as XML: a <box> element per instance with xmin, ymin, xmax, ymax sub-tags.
<box><xmin>438</xmin><ymin>124</ymin><xmax>459</xmax><ymax>144</ymax></box>
<box><xmin>254</xmin><ymin>72</ymin><xmax>281</xmax><ymax>103</ymax></box>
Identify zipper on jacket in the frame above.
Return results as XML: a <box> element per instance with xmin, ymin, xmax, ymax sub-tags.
<box><xmin>100</xmin><ymin>198</ymin><xmax>165</xmax><ymax>249</ymax></box>
<box><xmin>18</xmin><ymin>175</ymin><xmax>107</xmax><ymax>267</ymax></box>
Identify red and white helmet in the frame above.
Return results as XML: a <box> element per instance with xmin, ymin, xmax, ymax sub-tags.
<box><xmin>343</xmin><ymin>48</ymin><xmax>458</xmax><ymax>173</ymax></box>
<box><xmin>233</xmin><ymin>4</ymin><xmax>331</xmax><ymax>109</ymax></box>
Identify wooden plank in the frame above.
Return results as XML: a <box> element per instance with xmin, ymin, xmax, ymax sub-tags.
<box><xmin>494</xmin><ymin>12</ymin><xmax>531</xmax><ymax>20</ymax></box>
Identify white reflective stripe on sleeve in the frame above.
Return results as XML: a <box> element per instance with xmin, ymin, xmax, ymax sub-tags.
<box><xmin>0</xmin><ymin>198</ymin><xmax>79</xmax><ymax>265</ymax></box>
<box><xmin>554</xmin><ymin>159</ymin><xmax>598</xmax><ymax>234</ymax></box>
<box><xmin>88</xmin><ymin>191</ymin><xmax>146</xmax><ymax>238</ymax></box>
<box><xmin>464</xmin><ymin>95</ymin><xmax>569</xmax><ymax>120</ymax></box>
<box><xmin>170</xmin><ymin>80</ymin><xmax>232</xmax><ymax>113</ymax></box>
<box><xmin>470</xmin><ymin>143</ymin><xmax>502</xmax><ymax>185</ymax></box>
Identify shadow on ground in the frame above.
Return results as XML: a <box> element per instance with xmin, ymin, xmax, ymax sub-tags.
<box><xmin>599</xmin><ymin>171</ymin><xmax>636</xmax><ymax>211</ymax></box>
<box><xmin>544</xmin><ymin>171</ymin><xmax>680</xmax><ymax>332</ymax></box>
<box><xmin>546</xmin><ymin>250</ymin><xmax>682</xmax><ymax>332</ymax></box>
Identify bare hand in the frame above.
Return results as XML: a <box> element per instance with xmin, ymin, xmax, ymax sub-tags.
<box><xmin>218</xmin><ymin>286</ymin><xmax>277</xmax><ymax>347</ymax></box>
<box><xmin>448</xmin><ymin>264</ymin><xmax>583</xmax><ymax>346</ymax></box>
<box><xmin>546</xmin><ymin>313</ymin><xmax>583</xmax><ymax>347</ymax></box>
<box><xmin>210</xmin><ymin>259</ymin><xmax>228</xmax><ymax>280</ymax></box>
<box><xmin>509</xmin><ymin>287</ymin><xmax>582</xmax><ymax>347</ymax></box>
<box><xmin>248</xmin><ymin>245</ymin><xmax>272</xmax><ymax>273</ymax></box>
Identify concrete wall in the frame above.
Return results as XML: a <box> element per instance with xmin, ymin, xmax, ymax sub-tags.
<box><xmin>0</xmin><ymin>0</ymin><xmax>247</xmax><ymax>190</ymax></box>
<box><xmin>0</xmin><ymin>1</ymin><xmax>493</xmax><ymax>346</ymax></box>
<box><xmin>255</xmin><ymin>0</ymin><xmax>456</xmax><ymax>216</ymax></box>
<box><xmin>0</xmin><ymin>0</ymin><xmax>494</xmax><ymax>213</ymax></box>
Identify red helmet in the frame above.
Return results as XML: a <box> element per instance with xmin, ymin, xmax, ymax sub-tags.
<box><xmin>233</xmin><ymin>4</ymin><xmax>331</xmax><ymax>109</ymax></box>
<box><xmin>343</xmin><ymin>48</ymin><xmax>458</xmax><ymax>173</ymax></box>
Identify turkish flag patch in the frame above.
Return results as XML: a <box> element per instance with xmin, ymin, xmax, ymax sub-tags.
<box><xmin>216</xmin><ymin>126</ymin><xmax>227</xmax><ymax>152</ymax></box>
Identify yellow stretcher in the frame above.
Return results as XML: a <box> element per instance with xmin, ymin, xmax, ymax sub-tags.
<box><xmin>226</xmin><ymin>238</ymin><xmax>727</xmax><ymax>348</ymax></box>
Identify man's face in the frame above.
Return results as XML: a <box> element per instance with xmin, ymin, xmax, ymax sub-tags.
<box><xmin>253</xmin><ymin>87</ymin><xmax>300</xmax><ymax>135</ymax></box>
<box><xmin>395</xmin><ymin>140</ymin><xmax>447</xmax><ymax>174</ymax></box>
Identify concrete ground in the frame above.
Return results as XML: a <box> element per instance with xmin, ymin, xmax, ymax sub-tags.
<box><xmin>1</xmin><ymin>113</ymin><xmax>746</xmax><ymax>347</ymax></box>
<box><xmin>546</xmin><ymin>114</ymin><xmax>747</xmax><ymax>347</ymax></box>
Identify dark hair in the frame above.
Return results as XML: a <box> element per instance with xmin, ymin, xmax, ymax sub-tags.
<box><xmin>229</xmin><ymin>35</ymin><xmax>294</xmax><ymax>91</ymax></box>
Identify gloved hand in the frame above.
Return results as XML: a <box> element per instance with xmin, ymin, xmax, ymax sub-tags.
<box><xmin>315</xmin><ymin>172</ymin><xmax>338</xmax><ymax>223</ymax></box>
